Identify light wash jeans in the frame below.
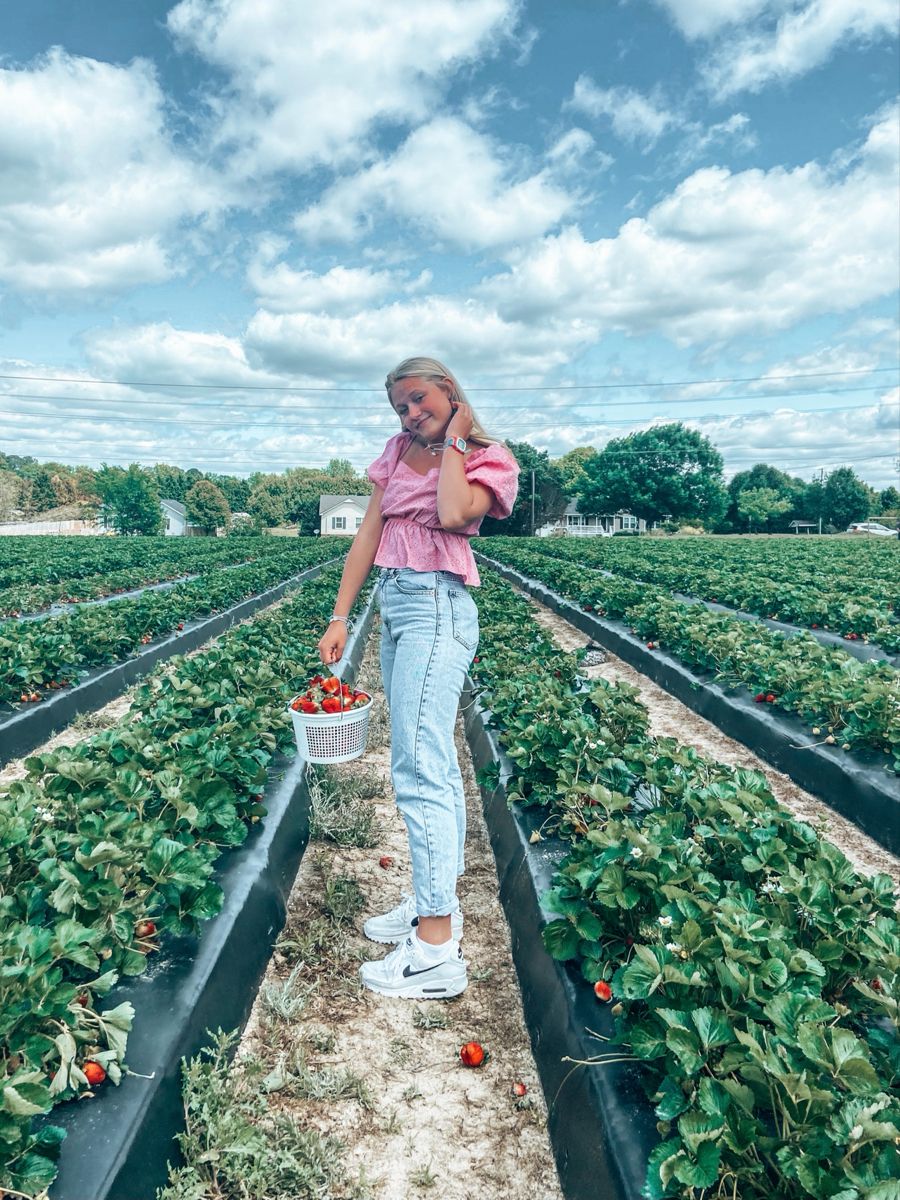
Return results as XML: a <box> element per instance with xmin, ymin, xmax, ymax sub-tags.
<box><xmin>377</xmin><ymin>567</ymin><xmax>479</xmax><ymax>917</ymax></box>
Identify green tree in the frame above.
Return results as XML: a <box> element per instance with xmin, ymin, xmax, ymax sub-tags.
<box><xmin>878</xmin><ymin>485</ymin><xmax>900</xmax><ymax>512</ymax></box>
<box><xmin>736</xmin><ymin>487</ymin><xmax>791</xmax><ymax>532</ymax></box>
<box><xmin>185</xmin><ymin>480</ymin><xmax>231</xmax><ymax>534</ymax></box>
<box><xmin>30</xmin><ymin>470</ymin><xmax>58</xmax><ymax>513</ymax></box>
<box><xmin>723</xmin><ymin>463</ymin><xmax>806</xmax><ymax>532</ymax></box>
<box><xmin>151</xmin><ymin>463</ymin><xmax>192</xmax><ymax>503</ymax></box>
<box><xmin>0</xmin><ymin>469</ymin><xmax>22</xmax><ymax>520</ymax></box>
<box><xmin>96</xmin><ymin>464</ymin><xmax>163</xmax><ymax>535</ymax></box>
<box><xmin>822</xmin><ymin>467</ymin><xmax>870</xmax><ymax>530</ymax></box>
<box><xmin>578</xmin><ymin>423</ymin><xmax>727</xmax><ymax>528</ymax></box>
<box><xmin>554</xmin><ymin>446</ymin><xmax>600</xmax><ymax>496</ymax></box>
<box><xmin>247</xmin><ymin>477</ymin><xmax>288</xmax><ymax>529</ymax></box>
<box><xmin>479</xmin><ymin>440</ymin><xmax>566</xmax><ymax>536</ymax></box>
<box><xmin>206</xmin><ymin>472</ymin><xmax>251</xmax><ymax>513</ymax></box>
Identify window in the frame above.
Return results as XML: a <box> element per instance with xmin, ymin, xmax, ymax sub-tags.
<box><xmin>622</xmin><ymin>514</ymin><xmax>638</xmax><ymax>530</ymax></box>
<box><xmin>331</xmin><ymin>516</ymin><xmax>346</xmax><ymax>530</ymax></box>
<box><xmin>355</xmin><ymin>517</ymin><xmax>363</xmax><ymax>529</ymax></box>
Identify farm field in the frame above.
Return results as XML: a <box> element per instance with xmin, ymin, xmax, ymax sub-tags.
<box><xmin>479</xmin><ymin>537</ymin><xmax>900</xmax><ymax>775</ymax></box>
<box><xmin>469</xmin><ymin>568</ymin><xmax>899</xmax><ymax>1200</ymax></box>
<box><xmin>1</xmin><ymin>539</ymin><xmax>897</xmax><ymax>1200</ymax></box>
<box><xmin>499</xmin><ymin>534</ymin><xmax>900</xmax><ymax>652</ymax></box>
<box><xmin>0</xmin><ymin>537</ymin><xmax>341</xmax><ymax>706</ymax></box>
<box><xmin>0</xmin><ymin>559</ymin><xmax>359</xmax><ymax>1197</ymax></box>
<box><xmin>0</xmin><ymin>535</ymin><xmax>291</xmax><ymax>617</ymax></box>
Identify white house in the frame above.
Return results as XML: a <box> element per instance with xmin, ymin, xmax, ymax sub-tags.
<box><xmin>537</xmin><ymin>501</ymin><xmax>647</xmax><ymax>537</ymax></box>
<box><xmin>160</xmin><ymin>498</ymin><xmax>204</xmax><ymax>536</ymax></box>
<box><xmin>319</xmin><ymin>494</ymin><xmax>370</xmax><ymax>536</ymax></box>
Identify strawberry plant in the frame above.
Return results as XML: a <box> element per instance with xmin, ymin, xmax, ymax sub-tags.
<box><xmin>0</xmin><ymin>539</ymin><xmax>340</xmax><ymax>705</ymax></box>
<box><xmin>0</xmin><ymin>562</ymin><xmax>366</xmax><ymax>1196</ymax></box>
<box><xmin>479</xmin><ymin>541</ymin><xmax>900</xmax><ymax>771</ymax></box>
<box><xmin>472</xmin><ymin>568</ymin><xmax>900</xmax><ymax>1200</ymax></box>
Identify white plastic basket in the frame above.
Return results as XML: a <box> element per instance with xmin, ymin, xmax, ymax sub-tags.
<box><xmin>287</xmin><ymin>695</ymin><xmax>373</xmax><ymax>764</ymax></box>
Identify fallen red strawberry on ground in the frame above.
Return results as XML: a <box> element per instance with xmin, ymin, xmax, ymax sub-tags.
<box><xmin>82</xmin><ymin>1061</ymin><xmax>106</xmax><ymax>1086</ymax></box>
<box><xmin>378</xmin><ymin>855</ymin><xmax>394</xmax><ymax>869</ymax></box>
<box><xmin>459</xmin><ymin>1041</ymin><xmax>487</xmax><ymax>1068</ymax></box>
<box><xmin>512</xmin><ymin>1081</ymin><xmax>528</xmax><ymax>1097</ymax></box>
<box><xmin>593</xmin><ymin>980</ymin><xmax>612</xmax><ymax>1001</ymax></box>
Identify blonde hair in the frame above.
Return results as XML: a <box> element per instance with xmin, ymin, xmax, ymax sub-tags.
<box><xmin>384</xmin><ymin>356</ymin><xmax>501</xmax><ymax>448</ymax></box>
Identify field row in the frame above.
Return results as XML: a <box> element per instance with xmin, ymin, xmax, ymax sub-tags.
<box><xmin>0</xmin><ymin>536</ymin><xmax>307</xmax><ymax>617</ymax></box>
<box><xmin>0</xmin><ymin>561</ymin><xmax>359</xmax><ymax>1198</ymax></box>
<box><xmin>492</xmin><ymin>535</ymin><xmax>900</xmax><ymax>651</ymax></box>
<box><xmin>479</xmin><ymin>540</ymin><xmax>900</xmax><ymax>773</ymax></box>
<box><xmin>471</xmin><ymin>568</ymin><xmax>899</xmax><ymax>1200</ymax></box>
<box><xmin>0</xmin><ymin>540</ymin><xmax>340</xmax><ymax>706</ymax></box>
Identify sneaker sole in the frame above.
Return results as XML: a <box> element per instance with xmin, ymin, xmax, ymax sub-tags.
<box><xmin>360</xmin><ymin>973</ymin><xmax>468</xmax><ymax>1000</ymax></box>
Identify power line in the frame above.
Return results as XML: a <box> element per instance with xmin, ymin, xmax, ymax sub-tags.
<box><xmin>2</xmin><ymin>397</ymin><xmax>894</xmax><ymax>434</ymax></box>
<box><xmin>1</xmin><ymin>382</ymin><xmax>895</xmax><ymax>414</ymax></box>
<box><xmin>0</xmin><ymin>365</ymin><xmax>896</xmax><ymax>394</ymax></box>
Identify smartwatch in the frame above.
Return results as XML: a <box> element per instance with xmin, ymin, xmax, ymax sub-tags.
<box><xmin>444</xmin><ymin>435</ymin><xmax>467</xmax><ymax>455</ymax></box>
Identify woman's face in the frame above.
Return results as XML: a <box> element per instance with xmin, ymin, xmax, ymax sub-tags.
<box><xmin>389</xmin><ymin>376</ymin><xmax>454</xmax><ymax>443</ymax></box>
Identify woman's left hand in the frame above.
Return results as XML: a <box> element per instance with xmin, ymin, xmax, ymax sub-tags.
<box><xmin>446</xmin><ymin>399</ymin><xmax>474</xmax><ymax>441</ymax></box>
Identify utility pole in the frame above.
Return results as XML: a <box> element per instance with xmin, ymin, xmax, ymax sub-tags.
<box><xmin>812</xmin><ymin>467</ymin><xmax>825</xmax><ymax>535</ymax></box>
<box><xmin>530</xmin><ymin>469</ymin><xmax>536</xmax><ymax>537</ymax></box>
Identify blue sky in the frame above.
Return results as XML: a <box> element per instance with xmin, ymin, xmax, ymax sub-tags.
<box><xmin>1</xmin><ymin>0</ymin><xmax>898</xmax><ymax>485</ymax></box>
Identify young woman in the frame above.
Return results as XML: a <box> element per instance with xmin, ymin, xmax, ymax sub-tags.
<box><xmin>317</xmin><ymin>356</ymin><xmax>519</xmax><ymax>999</ymax></box>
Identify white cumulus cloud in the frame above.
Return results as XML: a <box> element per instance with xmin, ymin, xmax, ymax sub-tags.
<box><xmin>705</xmin><ymin>0</ymin><xmax>899</xmax><ymax>97</ymax></box>
<box><xmin>167</xmin><ymin>0</ymin><xmax>522</xmax><ymax>176</ymax></box>
<box><xmin>248</xmin><ymin>257</ymin><xmax>432</xmax><ymax>315</ymax></box>
<box><xmin>480</xmin><ymin>106</ymin><xmax>899</xmax><ymax>345</ymax></box>
<box><xmin>0</xmin><ymin>49</ymin><xmax>223</xmax><ymax>297</ymax></box>
<box><xmin>567</xmin><ymin>78</ymin><xmax>679</xmax><ymax>147</ymax></box>
<box><xmin>293</xmin><ymin>116</ymin><xmax>582</xmax><ymax>250</ymax></box>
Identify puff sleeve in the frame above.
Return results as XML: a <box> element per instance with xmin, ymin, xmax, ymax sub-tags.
<box><xmin>464</xmin><ymin>443</ymin><xmax>520</xmax><ymax>519</ymax></box>
<box><xmin>367</xmin><ymin>433</ymin><xmax>407</xmax><ymax>488</ymax></box>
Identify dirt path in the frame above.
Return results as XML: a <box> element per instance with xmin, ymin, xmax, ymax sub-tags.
<box><xmin>521</xmin><ymin>590</ymin><xmax>899</xmax><ymax>885</ymax></box>
<box><xmin>239</xmin><ymin>623</ymin><xmax>564</xmax><ymax>1200</ymax></box>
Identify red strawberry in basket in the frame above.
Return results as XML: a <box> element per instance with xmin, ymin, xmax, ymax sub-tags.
<box><xmin>321</xmin><ymin>696</ymin><xmax>342</xmax><ymax>714</ymax></box>
<box><xmin>321</xmin><ymin>677</ymin><xmax>341</xmax><ymax>695</ymax></box>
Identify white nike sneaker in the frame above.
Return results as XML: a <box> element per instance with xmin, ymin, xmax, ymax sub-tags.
<box><xmin>363</xmin><ymin>892</ymin><xmax>464</xmax><ymax>944</ymax></box>
<box><xmin>360</xmin><ymin>936</ymin><xmax>467</xmax><ymax>999</ymax></box>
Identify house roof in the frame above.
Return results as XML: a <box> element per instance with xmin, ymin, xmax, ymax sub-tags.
<box><xmin>563</xmin><ymin>501</ymin><xmax>638</xmax><ymax>519</ymax></box>
<box><xmin>161</xmin><ymin>499</ymin><xmax>186</xmax><ymax>516</ymax></box>
<box><xmin>319</xmin><ymin>494</ymin><xmax>370</xmax><ymax>515</ymax></box>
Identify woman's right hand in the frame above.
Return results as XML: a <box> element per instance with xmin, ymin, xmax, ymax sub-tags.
<box><xmin>318</xmin><ymin>621</ymin><xmax>348</xmax><ymax>665</ymax></box>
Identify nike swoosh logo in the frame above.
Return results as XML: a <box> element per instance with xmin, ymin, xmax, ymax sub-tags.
<box><xmin>402</xmin><ymin>963</ymin><xmax>439</xmax><ymax>978</ymax></box>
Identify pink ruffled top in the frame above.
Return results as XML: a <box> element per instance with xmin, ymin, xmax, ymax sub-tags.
<box><xmin>367</xmin><ymin>432</ymin><xmax>519</xmax><ymax>586</ymax></box>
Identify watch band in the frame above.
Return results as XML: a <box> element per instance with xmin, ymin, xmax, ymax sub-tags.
<box><xmin>444</xmin><ymin>435</ymin><xmax>467</xmax><ymax>454</ymax></box>
<box><xmin>329</xmin><ymin>614</ymin><xmax>350</xmax><ymax>626</ymax></box>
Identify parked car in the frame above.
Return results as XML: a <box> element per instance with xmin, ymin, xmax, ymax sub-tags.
<box><xmin>846</xmin><ymin>521</ymin><xmax>897</xmax><ymax>536</ymax></box>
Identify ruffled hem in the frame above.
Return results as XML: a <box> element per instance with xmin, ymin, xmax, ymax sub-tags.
<box><xmin>375</xmin><ymin>518</ymin><xmax>481</xmax><ymax>586</ymax></box>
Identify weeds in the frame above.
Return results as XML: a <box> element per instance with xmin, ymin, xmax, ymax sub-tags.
<box><xmin>410</xmin><ymin>1163</ymin><xmax>437</xmax><ymax>1189</ymax></box>
<box><xmin>260</xmin><ymin>964</ymin><xmax>313</xmax><ymax>1022</ymax></box>
<box><xmin>307</xmin><ymin>765</ymin><xmax>380</xmax><ymax>848</ymax></box>
<box><xmin>264</xmin><ymin>1047</ymin><xmax>374</xmax><ymax>1110</ymax></box>
<box><xmin>411</xmin><ymin>1006</ymin><xmax>450</xmax><ymax>1031</ymax></box>
<box><xmin>323</xmin><ymin>874</ymin><xmax>365</xmax><ymax>924</ymax></box>
<box><xmin>158</xmin><ymin>1030</ymin><xmax>346</xmax><ymax>1200</ymax></box>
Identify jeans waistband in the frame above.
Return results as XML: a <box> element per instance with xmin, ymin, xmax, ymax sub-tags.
<box><xmin>379</xmin><ymin>567</ymin><xmax>466</xmax><ymax>585</ymax></box>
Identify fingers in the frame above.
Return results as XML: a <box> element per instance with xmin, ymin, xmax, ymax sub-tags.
<box><xmin>317</xmin><ymin>629</ymin><xmax>347</xmax><ymax>664</ymax></box>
